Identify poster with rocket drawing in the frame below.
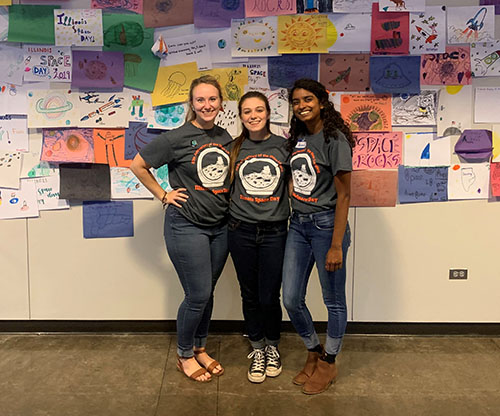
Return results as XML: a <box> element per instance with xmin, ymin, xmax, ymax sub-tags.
<box><xmin>76</xmin><ymin>91</ymin><xmax>129</xmax><ymax>128</ymax></box>
<box><xmin>447</xmin><ymin>6</ymin><xmax>495</xmax><ymax>44</ymax></box>
<box><xmin>320</xmin><ymin>54</ymin><xmax>370</xmax><ymax>92</ymax></box>
<box><xmin>420</xmin><ymin>46</ymin><xmax>472</xmax><ymax>86</ymax></box>
<box><xmin>471</xmin><ymin>41</ymin><xmax>500</xmax><ymax>77</ymax></box>
<box><xmin>409</xmin><ymin>6</ymin><xmax>446</xmax><ymax>54</ymax></box>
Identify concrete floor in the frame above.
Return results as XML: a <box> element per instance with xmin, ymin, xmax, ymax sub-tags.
<box><xmin>1</xmin><ymin>333</ymin><xmax>500</xmax><ymax>416</ymax></box>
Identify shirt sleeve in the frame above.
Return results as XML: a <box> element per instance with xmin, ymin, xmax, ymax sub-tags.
<box><xmin>139</xmin><ymin>131</ymin><xmax>175</xmax><ymax>169</ymax></box>
<box><xmin>329</xmin><ymin>131</ymin><xmax>353</xmax><ymax>176</ymax></box>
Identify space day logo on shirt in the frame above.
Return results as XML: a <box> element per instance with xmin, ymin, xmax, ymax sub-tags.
<box><xmin>191</xmin><ymin>143</ymin><xmax>230</xmax><ymax>194</ymax></box>
<box><xmin>290</xmin><ymin>149</ymin><xmax>320</xmax><ymax>203</ymax></box>
<box><xmin>237</xmin><ymin>153</ymin><xmax>283</xmax><ymax>203</ymax></box>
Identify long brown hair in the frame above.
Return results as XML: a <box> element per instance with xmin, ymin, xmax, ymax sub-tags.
<box><xmin>287</xmin><ymin>78</ymin><xmax>355</xmax><ymax>152</ymax></box>
<box><xmin>185</xmin><ymin>75</ymin><xmax>224</xmax><ymax>124</ymax></box>
<box><xmin>229</xmin><ymin>91</ymin><xmax>271</xmax><ymax>182</ymax></box>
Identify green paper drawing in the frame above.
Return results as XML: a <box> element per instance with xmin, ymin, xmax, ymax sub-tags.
<box><xmin>102</xmin><ymin>13</ymin><xmax>160</xmax><ymax>92</ymax></box>
<box><xmin>7</xmin><ymin>5</ymin><xmax>61</xmax><ymax>44</ymax></box>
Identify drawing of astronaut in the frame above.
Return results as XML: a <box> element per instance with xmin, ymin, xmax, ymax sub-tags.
<box><xmin>239</xmin><ymin>157</ymin><xmax>280</xmax><ymax>196</ymax></box>
<box><xmin>196</xmin><ymin>147</ymin><xmax>229</xmax><ymax>188</ymax></box>
<box><xmin>291</xmin><ymin>153</ymin><xmax>317</xmax><ymax>195</ymax></box>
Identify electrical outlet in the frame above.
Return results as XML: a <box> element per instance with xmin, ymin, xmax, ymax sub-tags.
<box><xmin>449</xmin><ymin>269</ymin><xmax>468</xmax><ymax>280</ymax></box>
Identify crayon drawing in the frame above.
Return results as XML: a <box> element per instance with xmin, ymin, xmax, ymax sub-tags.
<box><xmin>27</xmin><ymin>89</ymin><xmax>79</xmax><ymax>128</ymax></box>
<box><xmin>471</xmin><ymin>40</ymin><xmax>500</xmax><ymax>77</ymax></box>
<box><xmin>124</xmin><ymin>122</ymin><xmax>159</xmax><ymax>159</ymax></box>
<box><xmin>23</xmin><ymin>46</ymin><xmax>72</xmax><ymax>83</ymax></box>
<box><xmin>201</xmin><ymin>67</ymin><xmax>248</xmax><ymax>102</ymax></box>
<box><xmin>371</xmin><ymin>3</ymin><xmax>410</xmax><ymax>55</ymax></box>
<box><xmin>392</xmin><ymin>91</ymin><xmax>437</xmax><ymax>126</ymax></box>
<box><xmin>409</xmin><ymin>6</ymin><xmax>446</xmax><ymax>54</ymax></box>
<box><xmin>320</xmin><ymin>54</ymin><xmax>370</xmax><ymax>92</ymax></box>
<box><xmin>91</xmin><ymin>0</ymin><xmax>143</xmax><ymax>14</ymax></box>
<box><xmin>72</xmin><ymin>51</ymin><xmax>124</xmax><ymax>89</ymax></box>
<box><xmin>77</xmin><ymin>91</ymin><xmax>129</xmax><ymax>128</ymax></box>
<box><xmin>41</xmin><ymin>128</ymin><xmax>94</xmax><ymax>163</ymax></box>
<box><xmin>420</xmin><ymin>46</ymin><xmax>472</xmax><ymax>86</ymax></box>
<box><xmin>110</xmin><ymin>167</ymin><xmax>153</xmax><ymax>199</ymax></box>
<box><xmin>231</xmin><ymin>17</ymin><xmax>279</xmax><ymax>57</ymax></box>
<box><xmin>447</xmin><ymin>6</ymin><xmax>495</xmax><ymax>44</ymax></box>
<box><xmin>340</xmin><ymin>94</ymin><xmax>392</xmax><ymax>132</ymax></box>
<box><xmin>278</xmin><ymin>14</ymin><xmax>328</xmax><ymax>54</ymax></box>
<box><xmin>124</xmin><ymin>89</ymin><xmax>152</xmax><ymax>123</ymax></box>
<box><xmin>148</xmin><ymin>103</ymin><xmax>187</xmax><ymax>130</ymax></box>
<box><xmin>93</xmin><ymin>128</ymin><xmax>130</xmax><ymax>167</ymax></box>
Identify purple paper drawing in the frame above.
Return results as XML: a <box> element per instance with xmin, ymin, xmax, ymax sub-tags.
<box><xmin>72</xmin><ymin>51</ymin><xmax>124</xmax><ymax>89</ymax></box>
<box><xmin>194</xmin><ymin>0</ymin><xmax>245</xmax><ymax>28</ymax></box>
<box><xmin>454</xmin><ymin>129</ymin><xmax>492</xmax><ymax>162</ymax></box>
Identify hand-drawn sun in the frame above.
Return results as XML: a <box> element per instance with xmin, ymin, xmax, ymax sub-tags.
<box><xmin>280</xmin><ymin>16</ymin><xmax>323</xmax><ymax>52</ymax></box>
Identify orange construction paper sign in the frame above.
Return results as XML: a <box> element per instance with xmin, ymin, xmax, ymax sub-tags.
<box><xmin>93</xmin><ymin>128</ymin><xmax>130</xmax><ymax>167</ymax></box>
<box><xmin>340</xmin><ymin>93</ymin><xmax>392</xmax><ymax>132</ymax></box>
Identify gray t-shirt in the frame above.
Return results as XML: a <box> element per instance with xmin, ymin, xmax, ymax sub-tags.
<box><xmin>230</xmin><ymin>134</ymin><xmax>290</xmax><ymax>223</ymax></box>
<box><xmin>140</xmin><ymin>122</ymin><xmax>233</xmax><ymax>226</ymax></box>
<box><xmin>290</xmin><ymin>129</ymin><xmax>352</xmax><ymax>213</ymax></box>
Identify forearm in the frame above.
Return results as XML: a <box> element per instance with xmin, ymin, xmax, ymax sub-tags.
<box><xmin>330</xmin><ymin>192</ymin><xmax>349</xmax><ymax>250</ymax></box>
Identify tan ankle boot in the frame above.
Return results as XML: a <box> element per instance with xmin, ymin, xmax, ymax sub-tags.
<box><xmin>302</xmin><ymin>358</ymin><xmax>338</xmax><ymax>395</ymax></box>
<box><xmin>292</xmin><ymin>350</ymin><xmax>322</xmax><ymax>386</ymax></box>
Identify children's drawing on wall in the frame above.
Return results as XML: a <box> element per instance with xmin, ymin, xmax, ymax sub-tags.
<box><xmin>420</xmin><ymin>46</ymin><xmax>472</xmax><ymax>85</ymax></box>
<box><xmin>471</xmin><ymin>40</ymin><xmax>500</xmax><ymax>77</ymax></box>
<box><xmin>370</xmin><ymin>56</ymin><xmax>421</xmax><ymax>94</ymax></box>
<box><xmin>243</xmin><ymin>59</ymin><xmax>270</xmax><ymax>89</ymax></box>
<box><xmin>350</xmin><ymin>170</ymin><xmax>398</xmax><ymax>207</ymax></box>
<box><xmin>83</xmin><ymin>200</ymin><xmax>134</xmax><ymax>238</ymax></box>
<box><xmin>23</xmin><ymin>46</ymin><xmax>72</xmax><ymax>83</ymax></box>
<box><xmin>398</xmin><ymin>166</ymin><xmax>448</xmax><ymax>203</ymax></box>
<box><xmin>0</xmin><ymin>116</ymin><xmax>29</xmax><ymax>152</ymax></box>
<box><xmin>124</xmin><ymin>121</ymin><xmax>159</xmax><ymax>159</ymax></box>
<box><xmin>93</xmin><ymin>128</ymin><xmax>130</xmax><ymax>167</ymax></box>
<box><xmin>448</xmin><ymin>163</ymin><xmax>490</xmax><ymax>200</ymax></box>
<box><xmin>77</xmin><ymin>91</ymin><xmax>128</xmax><ymax>128</ymax></box>
<box><xmin>0</xmin><ymin>44</ymin><xmax>25</xmax><ymax>86</ymax></box>
<box><xmin>370</xmin><ymin>3</ymin><xmax>410</xmax><ymax>55</ymax></box>
<box><xmin>0</xmin><ymin>179</ymin><xmax>39</xmax><ymax>219</ymax></box>
<box><xmin>392</xmin><ymin>91</ymin><xmax>437</xmax><ymax>126</ymax></box>
<box><xmin>340</xmin><ymin>94</ymin><xmax>392</xmax><ymax>132</ymax></box>
<box><xmin>268</xmin><ymin>53</ymin><xmax>318</xmax><ymax>89</ymax></box>
<box><xmin>378</xmin><ymin>0</ymin><xmax>425</xmax><ymax>12</ymax></box>
<box><xmin>110</xmin><ymin>166</ymin><xmax>153</xmax><ymax>199</ymax></box>
<box><xmin>124</xmin><ymin>88</ymin><xmax>152</xmax><ymax>123</ymax></box>
<box><xmin>201</xmin><ymin>67</ymin><xmax>249</xmax><ymax>102</ymax></box>
<box><xmin>0</xmin><ymin>6</ymin><xmax>8</xmax><ymax>41</ymax></box>
<box><xmin>332</xmin><ymin>0</ymin><xmax>372</xmax><ymax>13</ymax></box>
<box><xmin>41</xmin><ymin>128</ymin><xmax>94</xmax><ymax>163</ymax></box>
<box><xmin>91</xmin><ymin>0</ymin><xmax>143</xmax><ymax>14</ymax></box>
<box><xmin>454</xmin><ymin>129</ymin><xmax>492</xmax><ymax>162</ymax></box>
<box><xmin>410</xmin><ymin>6</ymin><xmax>446</xmax><ymax>54</ymax></box>
<box><xmin>151</xmin><ymin>62</ymin><xmax>198</xmax><ymax>106</ymax></box>
<box><xmin>27</xmin><ymin>89</ymin><xmax>79</xmax><ymax>128</ymax></box>
<box><xmin>473</xmin><ymin>87</ymin><xmax>500</xmax><ymax>124</ymax></box>
<box><xmin>327</xmin><ymin>14</ymin><xmax>371</xmax><ymax>53</ymax></box>
<box><xmin>277</xmin><ymin>14</ymin><xmax>327</xmax><ymax>53</ymax></box>
<box><xmin>152</xmin><ymin>164</ymin><xmax>171</xmax><ymax>191</ymax></box>
<box><xmin>33</xmin><ymin>174</ymin><xmax>69</xmax><ymax>211</ymax></box>
<box><xmin>156</xmin><ymin>34</ymin><xmax>211</xmax><ymax>71</ymax></box>
<box><xmin>403</xmin><ymin>132</ymin><xmax>450</xmax><ymax>167</ymax></box>
<box><xmin>352</xmin><ymin>132</ymin><xmax>402</xmax><ymax>170</ymax></box>
<box><xmin>296</xmin><ymin>0</ymin><xmax>332</xmax><ymax>13</ymax></box>
<box><xmin>193</xmin><ymin>0</ymin><xmax>245</xmax><ymax>28</ymax></box>
<box><xmin>0</xmin><ymin>83</ymin><xmax>29</xmax><ymax>116</ymax></box>
<box><xmin>0</xmin><ymin>151</ymin><xmax>22</xmax><ymax>189</ymax></box>
<box><xmin>143</xmin><ymin>0</ymin><xmax>194</xmax><ymax>28</ymax></box>
<box><xmin>215</xmin><ymin>101</ymin><xmax>239</xmax><ymax>137</ymax></box>
<box><xmin>447</xmin><ymin>6</ymin><xmax>495</xmax><ymax>44</ymax></box>
<box><xmin>437</xmin><ymin>86</ymin><xmax>473</xmax><ymax>137</ymax></box>
<box><xmin>320</xmin><ymin>54</ymin><xmax>370</xmax><ymax>92</ymax></box>
<box><xmin>54</xmin><ymin>9</ymin><xmax>104</xmax><ymax>46</ymax></box>
<box><xmin>148</xmin><ymin>103</ymin><xmax>186</xmax><ymax>130</ymax></box>
<box><xmin>72</xmin><ymin>51</ymin><xmax>124</xmax><ymax>89</ymax></box>
<box><xmin>245</xmin><ymin>0</ymin><xmax>296</xmax><ymax>17</ymax></box>
<box><xmin>231</xmin><ymin>17</ymin><xmax>279</xmax><ymax>57</ymax></box>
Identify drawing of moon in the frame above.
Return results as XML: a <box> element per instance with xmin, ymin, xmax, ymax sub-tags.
<box><xmin>35</xmin><ymin>95</ymin><xmax>73</xmax><ymax>120</ymax></box>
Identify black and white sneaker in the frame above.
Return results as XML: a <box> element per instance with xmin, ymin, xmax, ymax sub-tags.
<box><xmin>265</xmin><ymin>345</ymin><xmax>282</xmax><ymax>377</ymax></box>
<box><xmin>247</xmin><ymin>348</ymin><xmax>266</xmax><ymax>383</ymax></box>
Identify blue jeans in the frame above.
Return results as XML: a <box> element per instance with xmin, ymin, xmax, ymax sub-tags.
<box><xmin>282</xmin><ymin>209</ymin><xmax>351</xmax><ymax>356</ymax></box>
<box><xmin>164</xmin><ymin>205</ymin><xmax>229</xmax><ymax>358</ymax></box>
<box><xmin>228</xmin><ymin>216</ymin><xmax>287</xmax><ymax>349</ymax></box>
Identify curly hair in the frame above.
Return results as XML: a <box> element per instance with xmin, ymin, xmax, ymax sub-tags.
<box><xmin>229</xmin><ymin>91</ymin><xmax>271</xmax><ymax>182</ymax></box>
<box><xmin>287</xmin><ymin>78</ymin><xmax>355</xmax><ymax>152</ymax></box>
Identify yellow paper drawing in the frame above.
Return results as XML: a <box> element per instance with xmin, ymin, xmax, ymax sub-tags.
<box><xmin>278</xmin><ymin>14</ymin><xmax>328</xmax><ymax>54</ymax></box>
<box><xmin>200</xmin><ymin>67</ymin><xmax>249</xmax><ymax>102</ymax></box>
<box><xmin>151</xmin><ymin>62</ymin><xmax>199</xmax><ymax>107</ymax></box>
<box><xmin>492</xmin><ymin>125</ymin><xmax>500</xmax><ymax>162</ymax></box>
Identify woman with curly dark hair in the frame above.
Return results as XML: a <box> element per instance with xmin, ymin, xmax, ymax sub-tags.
<box><xmin>282</xmin><ymin>78</ymin><xmax>354</xmax><ymax>395</ymax></box>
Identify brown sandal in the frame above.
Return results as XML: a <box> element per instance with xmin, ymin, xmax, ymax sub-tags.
<box><xmin>176</xmin><ymin>356</ymin><xmax>212</xmax><ymax>382</ymax></box>
<box><xmin>194</xmin><ymin>348</ymin><xmax>225</xmax><ymax>376</ymax></box>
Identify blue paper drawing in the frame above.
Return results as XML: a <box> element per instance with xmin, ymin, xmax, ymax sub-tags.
<box><xmin>398</xmin><ymin>165</ymin><xmax>448</xmax><ymax>203</ymax></box>
<box><xmin>83</xmin><ymin>200</ymin><xmax>133</xmax><ymax>238</ymax></box>
<box><xmin>370</xmin><ymin>56</ymin><xmax>421</xmax><ymax>94</ymax></box>
<box><xmin>268</xmin><ymin>54</ymin><xmax>318</xmax><ymax>89</ymax></box>
<box><xmin>124</xmin><ymin>122</ymin><xmax>160</xmax><ymax>159</ymax></box>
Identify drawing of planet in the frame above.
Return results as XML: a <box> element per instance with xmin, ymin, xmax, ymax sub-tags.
<box><xmin>35</xmin><ymin>94</ymin><xmax>73</xmax><ymax>120</ymax></box>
